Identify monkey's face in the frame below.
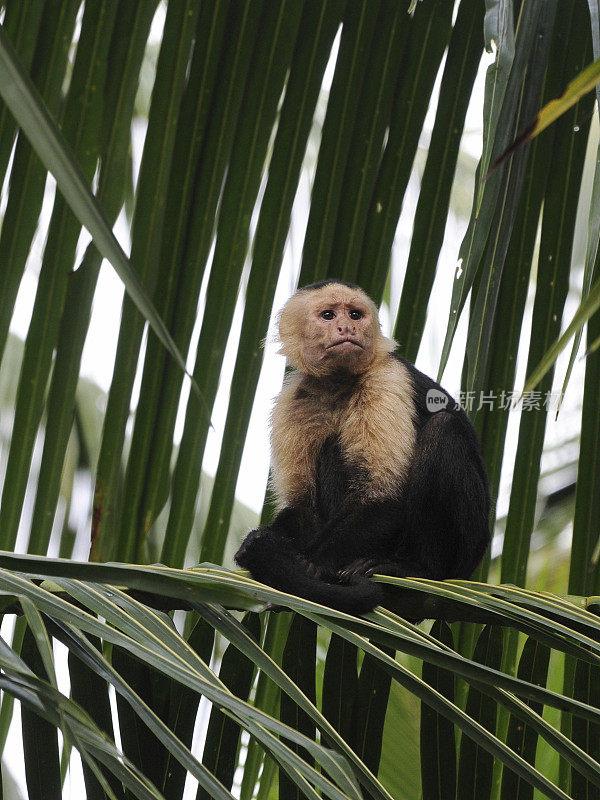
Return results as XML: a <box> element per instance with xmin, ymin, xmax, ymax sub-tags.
<box><xmin>278</xmin><ymin>283</ymin><xmax>392</xmax><ymax>377</ymax></box>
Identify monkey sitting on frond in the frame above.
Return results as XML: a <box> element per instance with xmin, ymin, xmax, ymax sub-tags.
<box><xmin>235</xmin><ymin>280</ymin><xmax>491</xmax><ymax>615</ymax></box>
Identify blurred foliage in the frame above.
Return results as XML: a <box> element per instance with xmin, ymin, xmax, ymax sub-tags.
<box><xmin>0</xmin><ymin>0</ymin><xmax>599</xmax><ymax>798</ymax></box>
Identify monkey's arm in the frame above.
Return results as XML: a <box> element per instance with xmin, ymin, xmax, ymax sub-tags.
<box><xmin>234</xmin><ymin>505</ymin><xmax>384</xmax><ymax>613</ymax></box>
<box><xmin>305</xmin><ymin>499</ymin><xmax>403</xmax><ymax>570</ymax></box>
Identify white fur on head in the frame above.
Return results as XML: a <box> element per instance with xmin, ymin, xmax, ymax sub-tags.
<box><xmin>277</xmin><ymin>282</ymin><xmax>395</xmax><ymax>376</ymax></box>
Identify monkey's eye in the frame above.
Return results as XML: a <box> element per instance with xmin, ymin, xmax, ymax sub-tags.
<box><xmin>321</xmin><ymin>310</ymin><xmax>335</xmax><ymax>320</ymax></box>
<box><xmin>349</xmin><ymin>310</ymin><xmax>363</xmax><ymax>320</ymax></box>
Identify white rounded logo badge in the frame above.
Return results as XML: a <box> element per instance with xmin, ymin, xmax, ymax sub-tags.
<box><xmin>426</xmin><ymin>389</ymin><xmax>449</xmax><ymax>412</ymax></box>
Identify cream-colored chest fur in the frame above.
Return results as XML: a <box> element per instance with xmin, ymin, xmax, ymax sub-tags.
<box><xmin>270</xmin><ymin>357</ymin><xmax>416</xmax><ymax>508</ymax></box>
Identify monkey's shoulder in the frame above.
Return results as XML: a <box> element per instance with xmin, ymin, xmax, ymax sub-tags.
<box><xmin>390</xmin><ymin>354</ymin><xmax>462</xmax><ymax>424</ymax></box>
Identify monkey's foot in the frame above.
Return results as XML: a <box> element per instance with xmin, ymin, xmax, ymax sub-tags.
<box><xmin>300</xmin><ymin>557</ymin><xmax>334</xmax><ymax>580</ymax></box>
<box><xmin>338</xmin><ymin>560</ymin><xmax>423</xmax><ymax>581</ymax></box>
<box><xmin>337</xmin><ymin>558</ymin><xmax>382</xmax><ymax>581</ymax></box>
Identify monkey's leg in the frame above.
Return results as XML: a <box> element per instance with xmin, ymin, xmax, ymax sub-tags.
<box><xmin>234</xmin><ymin>506</ymin><xmax>384</xmax><ymax>613</ymax></box>
<box><xmin>236</xmin><ymin>523</ymin><xmax>382</xmax><ymax>613</ymax></box>
<box><xmin>305</xmin><ymin>498</ymin><xmax>402</xmax><ymax>572</ymax></box>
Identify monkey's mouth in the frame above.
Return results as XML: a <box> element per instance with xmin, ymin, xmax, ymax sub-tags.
<box><xmin>327</xmin><ymin>339</ymin><xmax>363</xmax><ymax>350</ymax></box>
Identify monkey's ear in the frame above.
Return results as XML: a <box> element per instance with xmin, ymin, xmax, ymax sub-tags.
<box><xmin>260</xmin><ymin>308</ymin><xmax>286</xmax><ymax>353</ymax></box>
<box><xmin>276</xmin><ymin>297</ymin><xmax>307</xmax><ymax>368</ymax></box>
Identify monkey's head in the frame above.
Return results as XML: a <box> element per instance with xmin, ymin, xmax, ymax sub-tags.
<box><xmin>277</xmin><ymin>280</ymin><xmax>395</xmax><ymax>377</ymax></box>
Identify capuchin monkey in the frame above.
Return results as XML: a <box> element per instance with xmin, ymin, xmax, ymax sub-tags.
<box><xmin>235</xmin><ymin>280</ymin><xmax>491</xmax><ymax>615</ymax></box>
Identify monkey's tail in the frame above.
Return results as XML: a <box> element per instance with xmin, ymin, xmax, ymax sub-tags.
<box><xmin>235</xmin><ymin>531</ymin><xmax>383</xmax><ymax>615</ymax></box>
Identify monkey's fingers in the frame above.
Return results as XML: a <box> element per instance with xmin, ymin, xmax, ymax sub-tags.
<box><xmin>337</xmin><ymin>558</ymin><xmax>380</xmax><ymax>581</ymax></box>
<box><xmin>363</xmin><ymin>561</ymin><xmax>429</xmax><ymax>578</ymax></box>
